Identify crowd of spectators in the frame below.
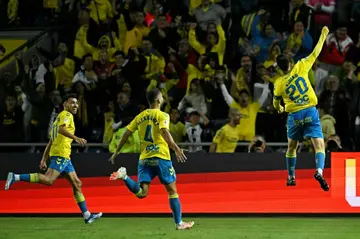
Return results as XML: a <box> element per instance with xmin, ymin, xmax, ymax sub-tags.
<box><xmin>1</xmin><ymin>0</ymin><xmax>360</xmax><ymax>153</ymax></box>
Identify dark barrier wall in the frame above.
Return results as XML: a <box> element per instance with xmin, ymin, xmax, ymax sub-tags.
<box><xmin>0</xmin><ymin>153</ymin><xmax>330</xmax><ymax>179</ymax></box>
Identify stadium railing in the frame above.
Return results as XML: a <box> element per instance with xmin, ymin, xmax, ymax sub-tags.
<box><xmin>0</xmin><ymin>142</ymin><xmax>295</xmax><ymax>153</ymax></box>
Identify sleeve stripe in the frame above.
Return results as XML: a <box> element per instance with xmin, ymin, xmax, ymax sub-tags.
<box><xmin>273</xmin><ymin>95</ymin><xmax>282</xmax><ymax>100</ymax></box>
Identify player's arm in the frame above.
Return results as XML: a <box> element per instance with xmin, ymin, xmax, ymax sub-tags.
<box><xmin>272</xmin><ymin>81</ymin><xmax>284</xmax><ymax>113</ymax></box>
<box><xmin>159</xmin><ymin>113</ymin><xmax>187</xmax><ymax>163</ymax></box>
<box><xmin>57</xmin><ymin>112</ymin><xmax>87</xmax><ymax>146</ymax></box>
<box><xmin>160</xmin><ymin>128</ymin><xmax>187</xmax><ymax>163</ymax></box>
<box><xmin>302</xmin><ymin>26</ymin><xmax>329</xmax><ymax>70</ymax></box>
<box><xmin>58</xmin><ymin>125</ymin><xmax>87</xmax><ymax>146</ymax></box>
<box><xmin>113</xmin><ymin>129</ymin><xmax>133</xmax><ymax>155</ymax></box>
<box><xmin>109</xmin><ymin>117</ymin><xmax>136</xmax><ymax>164</ymax></box>
<box><xmin>210</xmin><ymin>128</ymin><xmax>224</xmax><ymax>153</ymax></box>
<box><xmin>39</xmin><ymin>139</ymin><xmax>52</xmax><ymax>170</ymax></box>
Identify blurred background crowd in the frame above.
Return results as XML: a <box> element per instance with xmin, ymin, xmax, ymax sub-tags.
<box><xmin>1</xmin><ymin>0</ymin><xmax>360</xmax><ymax>153</ymax></box>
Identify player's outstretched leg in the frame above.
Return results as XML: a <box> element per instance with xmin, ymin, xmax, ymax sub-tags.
<box><xmin>311</xmin><ymin>138</ymin><xmax>329</xmax><ymax>191</ymax></box>
<box><xmin>110</xmin><ymin>167</ymin><xmax>144</xmax><ymax>197</ymax></box>
<box><xmin>65</xmin><ymin>172</ymin><xmax>103</xmax><ymax>224</ymax></box>
<box><xmin>285</xmin><ymin>139</ymin><xmax>298</xmax><ymax>187</ymax></box>
<box><xmin>164</xmin><ymin>182</ymin><xmax>194</xmax><ymax>230</ymax></box>
<box><xmin>5</xmin><ymin>170</ymin><xmax>60</xmax><ymax>190</ymax></box>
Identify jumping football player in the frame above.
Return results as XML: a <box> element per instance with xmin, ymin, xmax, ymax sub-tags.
<box><xmin>5</xmin><ymin>95</ymin><xmax>103</xmax><ymax>223</ymax></box>
<box><xmin>273</xmin><ymin>26</ymin><xmax>330</xmax><ymax>191</ymax></box>
<box><xmin>109</xmin><ymin>88</ymin><xmax>195</xmax><ymax>230</ymax></box>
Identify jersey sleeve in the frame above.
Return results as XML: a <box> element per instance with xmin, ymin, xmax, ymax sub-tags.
<box><xmin>159</xmin><ymin>113</ymin><xmax>170</xmax><ymax>130</ymax></box>
<box><xmin>126</xmin><ymin>116</ymin><xmax>138</xmax><ymax>132</ymax></box>
<box><xmin>299</xmin><ymin>29</ymin><xmax>329</xmax><ymax>72</ymax></box>
<box><xmin>212</xmin><ymin>127</ymin><xmax>224</xmax><ymax>144</ymax></box>
<box><xmin>273</xmin><ymin>79</ymin><xmax>283</xmax><ymax>100</ymax></box>
<box><xmin>58</xmin><ymin>112</ymin><xmax>71</xmax><ymax>127</ymax></box>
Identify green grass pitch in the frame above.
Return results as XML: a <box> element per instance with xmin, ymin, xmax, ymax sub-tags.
<box><xmin>0</xmin><ymin>217</ymin><xmax>359</xmax><ymax>239</ymax></box>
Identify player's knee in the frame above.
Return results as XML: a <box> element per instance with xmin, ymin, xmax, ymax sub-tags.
<box><xmin>312</xmin><ymin>138</ymin><xmax>325</xmax><ymax>151</ymax></box>
<box><xmin>44</xmin><ymin>178</ymin><xmax>55</xmax><ymax>186</ymax></box>
<box><xmin>76</xmin><ymin>180</ymin><xmax>82</xmax><ymax>189</ymax></box>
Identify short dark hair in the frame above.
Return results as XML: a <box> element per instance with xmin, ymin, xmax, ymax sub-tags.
<box><xmin>189</xmin><ymin>111</ymin><xmax>200</xmax><ymax>117</ymax></box>
<box><xmin>146</xmin><ymin>88</ymin><xmax>161</xmax><ymax>105</ymax></box>
<box><xmin>276</xmin><ymin>54</ymin><xmax>290</xmax><ymax>72</ymax></box>
<box><xmin>63</xmin><ymin>93</ymin><xmax>77</xmax><ymax>104</ymax></box>
<box><xmin>82</xmin><ymin>53</ymin><xmax>92</xmax><ymax>62</ymax></box>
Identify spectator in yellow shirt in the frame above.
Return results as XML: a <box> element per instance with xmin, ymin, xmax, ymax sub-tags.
<box><xmin>123</xmin><ymin>11</ymin><xmax>150</xmax><ymax>54</ymax></box>
<box><xmin>210</xmin><ymin>108</ymin><xmax>241</xmax><ymax>153</ymax></box>
<box><xmin>87</xmin><ymin>0</ymin><xmax>113</xmax><ymax>25</ymax></box>
<box><xmin>169</xmin><ymin>108</ymin><xmax>186</xmax><ymax>143</ymax></box>
<box><xmin>188</xmin><ymin>23</ymin><xmax>226</xmax><ymax>65</ymax></box>
<box><xmin>109</xmin><ymin>127</ymin><xmax>140</xmax><ymax>153</ymax></box>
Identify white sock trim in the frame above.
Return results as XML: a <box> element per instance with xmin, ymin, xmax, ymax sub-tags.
<box><xmin>14</xmin><ymin>174</ymin><xmax>20</xmax><ymax>181</ymax></box>
<box><xmin>317</xmin><ymin>168</ymin><xmax>323</xmax><ymax>175</ymax></box>
<box><xmin>83</xmin><ymin>211</ymin><xmax>91</xmax><ymax>219</ymax></box>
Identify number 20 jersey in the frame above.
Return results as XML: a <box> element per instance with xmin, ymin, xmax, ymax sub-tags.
<box><xmin>126</xmin><ymin>109</ymin><xmax>171</xmax><ymax>160</ymax></box>
<box><xmin>273</xmin><ymin>59</ymin><xmax>318</xmax><ymax>114</ymax></box>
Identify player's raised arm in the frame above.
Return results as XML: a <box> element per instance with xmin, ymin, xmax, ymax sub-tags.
<box><xmin>302</xmin><ymin>26</ymin><xmax>329</xmax><ymax>70</ymax></box>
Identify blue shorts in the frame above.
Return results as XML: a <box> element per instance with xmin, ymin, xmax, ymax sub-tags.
<box><xmin>287</xmin><ymin>107</ymin><xmax>323</xmax><ymax>141</ymax></box>
<box><xmin>49</xmin><ymin>156</ymin><xmax>75</xmax><ymax>175</ymax></box>
<box><xmin>138</xmin><ymin>157</ymin><xmax>176</xmax><ymax>185</ymax></box>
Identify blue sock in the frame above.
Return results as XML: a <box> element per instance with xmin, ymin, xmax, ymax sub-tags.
<box><xmin>19</xmin><ymin>174</ymin><xmax>30</xmax><ymax>182</ymax></box>
<box><xmin>285</xmin><ymin>152</ymin><xmax>297</xmax><ymax>177</ymax></box>
<box><xmin>124</xmin><ymin>177</ymin><xmax>142</xmax><ymax>196</ymax></box>
<box><xmin>315</xmin><ymin>151</ymin><xmax>325</xmax><ymax>174</ymax></box>
<box><xmin>74</xmin><ymin>192</ymin><xmax>89</xmax><ymax>217</ymax></box>
<box><xmin>169</xmin><ymin>194</ymin><xmax>182</xmax><ymax>224</ymax></box>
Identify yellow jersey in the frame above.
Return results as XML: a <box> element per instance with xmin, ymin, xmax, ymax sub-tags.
<box><xmin>50</xmin><ymin>110</ymin><xmax>75</xmax><ymax>159</ymax></box>
<box><xmin>273</xmin><ymin>30</ymin><xmax>328</xmax><ymax>113</ymax></box>
<box><xmin>230</xmin><ymin>101</ymin><xmax>260</xmax><ymax>141</ymax></box>
<box><xmin>212</xmin><ymin>124</ymin><xmax>239</xmax><ymax>153</ymax></box>
<box><xmin>127</xmin><ymin>109</ymin><xmax>170</xmax><ymax>160</ymax></box>
<box><xmin>170</xmin><ymin>121</ymin><xmax>186</xmax><ymax>143</ymax></box>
